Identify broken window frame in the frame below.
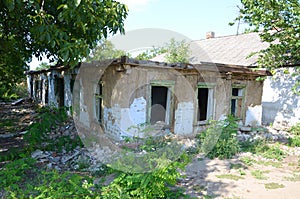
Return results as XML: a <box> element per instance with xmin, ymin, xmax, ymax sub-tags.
<box><xmin>148</xmin><ymin>81</ymin><xmax>174</xmax><ymax>126</ymax></box>
<box><xmin>196</xmin><ymin>82</ymin><xmax>215</xmax><ymax>125</ymax></box>
<box><xmin>230</xmin><ymin>84</ymin><xmax>246</xmax><ymax>119</ymax></box>
<box><xmin>95</xmin><ymin>81</ymin><xmax>103</xmax><ymax>124</ymax></box>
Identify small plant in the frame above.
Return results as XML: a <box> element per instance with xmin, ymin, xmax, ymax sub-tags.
<box><xmin>230</xmin><ymin>163</ymin><xmax>244</xmax><ymax>170</ymax></box>
<box><xmin>216</xmin><ymin>174</ymin><xmax>244</xmax><ymax>181</ymax></box>
<box><xmin>258</xmin><ymin>160</ymin><xmax>282</xmax><ymax>168</ymax></box>
<box><xmin>262</xmin><ymin>144</ymin><xmax>285</xmax><ymax>161</ymax></box>
<box><xmin>288</xmin><ymin>136</ymin><xmax>300</xmax><ymax>147</ymax></box>
<box><xmin>283</xmin><ymin>173</ymin><xmax>300</xmax><ymax>182</ymax></box>
<box><xmin>289</xmin><ymin>123</ymin><xmax>300</xmax><ymax>135</ymax></box>
<box><xmin>251</xmin><ymin>170</ymin><xmax>269</xmax><ymax>180</ymax></box>
<box><xmin>240</xmin><ymin>156</ymin><xmax>255</xmax><ymax>166</ymax></box>
<box><xmin>238</xmin><ymin>169</ymin><xmax>246</xmax><ymax>176</ymax></box>
<box><xmin>264</xmin><ymin>182</ymin><xmax>285</xmax><ymax>189</ymax></box>
<box><xmin>197</xmin><ymin>115</ymin><xmax>239</xmax><ymax>159</ymax></box>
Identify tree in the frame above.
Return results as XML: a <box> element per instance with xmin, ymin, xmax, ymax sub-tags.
<box><xmin>165</xmin><ymin>39</ymin><xmax>190</xmax><ymax>63</ymax></box>
<box><xmin>135</xmin><ymin>47</ymin><xmax>167</xmax><ymax>60</ymax></box>
<box><xmin>36</xmin><ymin>62</ymin><xmax>52</xmax><ymax>71</ymax></box>
<box><xmin>135</xmin><ymin>39</ymin><xmax>190</xmax><ymax>63</ymax></box>
<box><xmin>87</xmin><ymin>40</ymin><xmax>128</xmax><ymax>61</ymax></box>
<box><xmin>0</xmin><ymin>0</ymin><xmax>128</xmax><ymax>97</ymax></box>
<box><xmin>233</xmin><ymin>0</ymin><xmax>300</xmax><ymax>69</ymax></box>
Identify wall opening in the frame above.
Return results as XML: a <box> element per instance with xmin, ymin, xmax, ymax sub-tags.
<box><xmin>45</xmin><ymin>80</ymin><xmax>49</xmax><ymax>104</ymax></box>
<box><xmin>197</xmin><ymin>83</ymin><xmax>215</xmax><ymax>123</ymax></box>
<box><xmin>95</xmin><ymin>81</ymin><xmax>103</xmax><ymax>123</ymax></box>
<box><xmin>197</xmin><ymin>88</ymin><xmax>208</xmax><ymax>121</ymax></box>
<box><xmin>55</xmin><ymin>77</ymin><xmax>65</xmax><ymax>107</ymax></box>
<box><xmin>39</xmin><ymin>80</ymin><xmax>43</xmax><ymax>102</ymax></box>
<box><xmin>231</xmin><ymin>87</ymin><xmax>244</xmax><ymax>118</ymax></box>
<box><xmin>150</xmin><ymin>86</ymin><xmax>169</xmax><ymax>124</ymax></box>
<box><xmin>30</xmin><ymin>78</ymin><xmax>33</xmax><ymax>98</ymax></box>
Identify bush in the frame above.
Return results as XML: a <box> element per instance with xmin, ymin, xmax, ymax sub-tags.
<box><xmin>197</xmin><ymin>115</ymin><xmax>239</xmax><ymax>159</ymax></box>
<box><xmin>101</xmin><ymin>153</ymin><xmax>190</xmax><ymax>199</ymax></box>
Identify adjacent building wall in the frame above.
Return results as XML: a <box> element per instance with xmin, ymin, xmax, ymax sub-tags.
<box><xmin>262</xmin><ymin>68</ymin><xmax>300</xmax><ymax>129</ymax></box>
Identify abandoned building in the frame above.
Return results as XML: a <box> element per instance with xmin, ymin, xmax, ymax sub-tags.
<box><xmin>27</xmin><ymin>56</ymin><xmax>270</xmax><ymax>139</ymax></box>
<box><xmin>152</xmin><ymin>31</ymin><xmax>300</xmax><ymax>129</ymax></box>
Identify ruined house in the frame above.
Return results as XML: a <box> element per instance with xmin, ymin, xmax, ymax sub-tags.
<box><xmin>27</xmin><ymin>56</ymin><xmax>270</xmax><ymax>139</ymax></box>
<box><xmin>153</xmin><ymin>31</ymin><xmax>300</xmax><ymax>129</ymax></box>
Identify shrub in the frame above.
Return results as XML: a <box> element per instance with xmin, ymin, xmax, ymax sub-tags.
<box><xmin>197</xmin><ymin>115</ymin><xmax>239</xmax><ymax>159</ymax></box>
<box><xmin>101</xmin><ymin>153</ymin><xmax>190</xmax><ymax>199</ymax></box>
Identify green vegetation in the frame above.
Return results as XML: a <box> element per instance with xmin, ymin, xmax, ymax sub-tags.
<box><xmin>264</xmin><ymin>183</ymin><xmax>285</xmax><ymax>190</ymax></box>
<box><xmin>216</xmin><ymin>174</ymin><xmax>244</xmax><ymax>181</ymax></box>
<box><xmin>0</xmin><ymin>106</ymin><xmax>193</xmax><ymax>198</ymax></box>
<box><xmin>0</xmin><ymin>0</ymin><xmax>128</xmax><ymax>97</ymax></box>
<box><xmin>87</xmin><ymin>40</ymin><xmax>128</xmax><ymax>61</ymax></box>
<box><xmin>135</xmin><ymin>47</ymin><xmax>167</xmax><ymax>60</ymax></box>
<box><xmin>232</xmin><ymin>0</ymin><xmax>300</xmax><ymax>71</ymax></box>
<box><xmin>288</xmin><ymin>136</ymin><xmax>300</xmax><ymax>147</ymax></box>
<box><xmin>289</xmin><ymin>123</ymin><xmax>300</xmax><ymax>135</ymax></box>
<box><xmin>240</xmin><ymin>140</ymin><xmax>285</xmax><ymax>161</ymax></box>
<box><xmin>135</xmin><ymin>38</ymin><xmax>190</xmax><ymax>63</ymax></box>
<box><xmin>0</xmin><ymin>106</ymin><xmax>81</xmax><ymax>162</ymax></box>
<box><xmin>0</xmin><ymin>161</ymin><xmax>98</xmax><ymax>199</ymax></box>
<box><xmin>102</xmin><ymin>154</ymin><xmax>190</xmax><ymax>198</ymax></box>
<box><xmin>261</xmin><ymin>144</ymin><xmax>285</xmax><ymax>161</ymax></box>
<box><xmin>165</xmin><ymin>38</ymin><xmax>190</xmax><ymax>63</ymax></box>
<box><xmin>284</xmin><ymin>173</ymin><xmax>300</xmax><ymax>182</ymax></box>
<box><xmin>230</xmin><ymin>163</ymin><xmax>244</xmax><ymax>170</ymax></box>
<box><xmin>197</xmin><ymin>115</ymin><xmax>240</xmax><ymax>159</ymax></box>
<box><xmin>232</xmin><ymin>0</ymin><xmax>300</xmax><ymax>94</ymax></box>
<box><xmin>288</xmin><ymin>123</ymin><xmax>300</xmax><ymax>146</ymax></box>
<box><xmin>251</xmin><ymin>170</ymin><xmax>270</xmax><ymax>180</ymax></box>
<box><xmin>240</xmin><ymin>156</ymin><xmax>255</xmax><ymax>166</ymax></box>
<box><xmin>24</xmin><ymin>106</ymin><xmax>83</xmax><ymax>152</ymax></box>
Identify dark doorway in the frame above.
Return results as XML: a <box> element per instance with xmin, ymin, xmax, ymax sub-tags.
<box><xmin>198</xmin><ymin>88</ymin><xmax>209</xmax><ymax>121</ymax></box>
<box><xmin>151</xmin><ymin>86</ymin><xmax>168</xmax><ymax>124</ymax></box>
<box><xmin>55</xmin><ymin>77</ymin><xmax>65</xmax><ymax>107</ymax></box>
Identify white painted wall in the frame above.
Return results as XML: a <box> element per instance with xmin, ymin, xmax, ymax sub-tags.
<box><xmin>245</xmin><ymin>105</ymin><xmax>262</xmax><ymax>126</ymax></box>
<box><xmin>262</xmin><ymin>68</ymin><xmax>300</xmax><ymax>128</ymax></box>
<box><xmin>174</xmin><ymin>102</ymin><xmax>194</xmax><ymax>135</ymax></box>
<box><xmin>103</xmin><ymin>97</ymin><xmax>147</xmax><ymax>139</ymax></box>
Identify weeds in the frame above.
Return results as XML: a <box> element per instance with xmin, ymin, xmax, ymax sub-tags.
<box><xmin>197</xmin><ymin>115</ymin><xmax>240</xmax><ymax>159</ymax></box>
<box><xmin>261</xmin><ymin>144</ymin><xmax>285</xmax><ymax>161</ymax></box>
<box><xmin>283</xmin><ymin>173</ymin><xmax>300</xmax><ymax>182</ymax></box>
<box><xmin>289</xmin><ymin>123</ymin><xmax>300</xmax><ymax>135</ymax></box>
<box><xmin>264</xmin><ymin>182</ymin><xmax>284</xmax><ymax>189</ymax></box>
<box><xmin>216</xmin><ymin>174</ymin><xmax>244</xmax><ymax>181</ymax></box>
<box><xmin>251</xmin><ymin>170</ymin><xmax>270</xmax><ymax>180</ymax></box>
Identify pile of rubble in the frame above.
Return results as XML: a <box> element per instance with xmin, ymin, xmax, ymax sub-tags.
<box><xmin>237</xmin><ymin>126</ymin><xmax>291</xmax><ymax>143</ymax></box>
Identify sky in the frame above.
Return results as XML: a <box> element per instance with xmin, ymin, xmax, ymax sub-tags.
<box><xmin>30</xmin><ymin>0</ymin><xmax>247</xmax><ymax>69</ymax></box>
<box><xmin>118</xmin><ymin>0</ymin><xmax>246</xmax><ymax>40</ymax></box>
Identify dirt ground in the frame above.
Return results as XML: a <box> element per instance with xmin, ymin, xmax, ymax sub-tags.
<box><xmin>179</xmin><ymin>150</ymin><xmax>300</xmax><ymax>199</ymax></box>
<box><xmin>0</xmin><ymin>98</ymin><xmax>37</xmax><ymax>157</ymax></box>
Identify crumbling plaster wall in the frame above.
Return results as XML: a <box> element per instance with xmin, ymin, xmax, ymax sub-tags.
<box><xmin>101</xmin><ymin>65</ymin><xmax>196</xmax><ymax>138</ymax></box>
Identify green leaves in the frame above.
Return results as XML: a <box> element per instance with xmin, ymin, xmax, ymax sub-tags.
<box><xmin>0</xmin><ymin>0</ymin><xmax>128</xmax><ymax>95</ymax></box>
<box><xmin>235</xmin><ymin>0</ymin><xmax>300</xmax><ymax>69</ymax></box>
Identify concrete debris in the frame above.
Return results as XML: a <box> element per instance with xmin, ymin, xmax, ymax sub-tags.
<box><xmin>11</xmin><ymin>98</ymin><xmax>24</xmax><ymax>106</ymax></box>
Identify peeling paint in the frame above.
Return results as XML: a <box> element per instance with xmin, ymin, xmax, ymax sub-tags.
<box><xmin>174</xmin><ymin>102</ymin><xmax>194</xmax><ymax>135</ymax></box>
<box><xmin>245</xmin><ymin>105</ymin><xmax>262</xmax><ymax>126</ymax></box>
